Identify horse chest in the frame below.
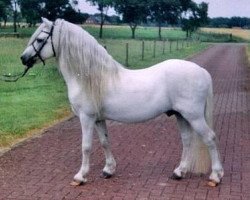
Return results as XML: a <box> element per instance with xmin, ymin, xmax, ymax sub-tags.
<box><xmin>66</xmin><ymin>81</ymin><xmax>93</xmax><ymax>116</ymax></box>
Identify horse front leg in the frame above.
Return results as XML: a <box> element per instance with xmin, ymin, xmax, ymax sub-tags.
<box><xmin>71</xmin><ymin>114</ymin><xmax>95</xmax><ymax>186</ymax></box>
<box><xmin>95</xmin><ymin>120</ymin><xmax>116</xmax><ymax>178</ymax></box>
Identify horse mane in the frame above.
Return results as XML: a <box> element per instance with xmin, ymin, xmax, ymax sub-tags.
<box><xmin>56</xmin><ymin>19</ymin><xmax>122</xmax><ymax>115</ymax></box>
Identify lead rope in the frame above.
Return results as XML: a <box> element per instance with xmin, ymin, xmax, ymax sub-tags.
<box><xmin>0</xmin><ymin>66</ymin><xmax>31</xmax><ymax>82</ymax></box>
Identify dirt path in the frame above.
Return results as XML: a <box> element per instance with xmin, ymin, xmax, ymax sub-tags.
<box><xmin>0</xmin><ymin>44</ymin><xmax>250</xmax><ymax>200</ymax></box>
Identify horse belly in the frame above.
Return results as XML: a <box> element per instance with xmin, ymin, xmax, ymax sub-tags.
<box><xmin>103</xmin><ymin>90</ymin><xmax>170</xmax><ymax>123</ymax></box>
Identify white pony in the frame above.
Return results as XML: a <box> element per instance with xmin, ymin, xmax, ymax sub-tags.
<box><xmin>20</xmin><ymin>18</ymin><xmax>224</xmax><ymax>186</ymax></box>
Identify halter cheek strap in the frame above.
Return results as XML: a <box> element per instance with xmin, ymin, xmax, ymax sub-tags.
<box><xmin>32</xmin><ymin>42</ymin><xmax>46</xmax><ymax>65</ymax></box>
<box><xmin>44</xmin><ymin>23</ymin><xmax>56</xmax><ymax>57</ymax></box>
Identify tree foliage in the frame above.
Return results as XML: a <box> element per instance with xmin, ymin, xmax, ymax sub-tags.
<box><xmin>181</xmin><ymin>1</ymin><xmax>208</xmax><ymax>37</ymax></box>
<box><xmin>86</xmin><ymin>0</ymin><xmax>113</xmax><ymax>38</ymax></box>
<box><xmin>19</xmin><ymin>0</ymin><xmax>88</xmax><ymax>25</ymax></box>
<box><xmin>0</xmin><ymin>0</ymin><xmax>11</xmax><ymax>26</ymax></box>
<box><xmin>149</xmin><ymin>0</ymin><xmax>184</xmax><ymax>40</ymax></box>
<box><xmin>19</xmin><ymin>0</ymin><xmax>41</xmax><ymax>26</ymax></box>
<box><xmin>113</xmin><ymin>0</ymin><xmax>149</xmax><ymax>38</ymax></box>
<box><xmin>113</xmin><ymin>0</ymin><xmax>207</xmax><ymax>39</ymax></box>
<box><xmin>209</xmin><ymin>17</ymin><xmax>250</xmax><ymax>28</ymax></box>
<box><xmin>39</xmin><ymin>0</ymin><xmax>70</xmax><ymax>20</ymax></box>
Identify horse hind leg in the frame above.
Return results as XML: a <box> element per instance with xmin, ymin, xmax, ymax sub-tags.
<box><xmin>171</xmin><ymin>114</ymin><xmax>193</xmax><ymax>180</ymax></box>
<box><xmin>185</xmin><ymin>116</ymin><xmax>224</xmax><ymax>184</ymax></box>
<box><xmin>95</xmin><ymin>120</ymin><xmax>116</xmax><ymax>178</ymax></box>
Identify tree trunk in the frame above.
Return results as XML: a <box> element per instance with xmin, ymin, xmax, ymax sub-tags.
<box><xmin>129</xmin><ymin>23</ymin><xmax>137</xmax><ymax>39</ymax></box>
<box><xmin>13</xmin><ymin>0</ymin><xmax>17</xmax><ymax>33</ymax></box>
<box><xmin>158</xmin><ymin>23</ymin><xmax>162</xmax><ymax>40</ymax></box>
<box><xmin>99</xmin><ymin>7</ymin><xmax>105</xmax><ymax>39</ymax></box>
<box><xmin>99</xmin><ymin>22</ymin><xmax>104</xmax><ymax>39</ymax></box>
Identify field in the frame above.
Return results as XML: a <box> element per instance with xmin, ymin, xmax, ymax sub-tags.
<box><xmin>1</xmin><ymin>25</ymin><xmax>249</xmax><ymax>42</ymax></box>
<box><xmin>0</xmin><ymin>25</ymin><xmax>187</xmax><ymax>40</ymax></box>
<box><xmin>0</xmin><ymin>26</ymin><xmax>209</xmax><ymax>149</ymax></box>
<box><xmin>84</xmin><ymin>25</ymin><xmax>187</xmax><ymax>40</ymax></box>
<box><xmin>201</xmin><ymin>27</ymin><xmax>250</xmax><ymax>41</ymax></box>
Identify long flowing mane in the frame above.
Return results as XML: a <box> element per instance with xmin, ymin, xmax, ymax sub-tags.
<box><xmin>56</xmin><ymin>19</ymin><xmax>122</xmax><ymax>114</ymax></box>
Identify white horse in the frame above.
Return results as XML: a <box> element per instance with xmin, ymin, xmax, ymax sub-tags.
<box><xmin>20</xmin><ymin>18</ymin><xmax>224</xmax><ymax>186</ymax></box>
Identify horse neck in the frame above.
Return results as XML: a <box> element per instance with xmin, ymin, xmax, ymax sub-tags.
<box><xmin>59</xmin><ymin>22</ymin><xmax>123</xmax><ymax>75</ymax></box>
<box><xmin>56</xmin><ymin>21</ymin><xmax>123</xmax><ymax>113</ymax></box>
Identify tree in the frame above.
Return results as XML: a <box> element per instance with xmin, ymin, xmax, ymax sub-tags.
<box><xmin>206</xmin><ymin>17</ymin><xmax>250</xmax><ymax>28</ymax></box>
<box><xmin>148</xmin><ymin>0</ymin><xmax>192</xmax><ymax>40</ymax></box>
<box><xmin>62</xmin><ymin>6</ymin><xmax>89</xmax><ymax>24</ymax></box>
<box><xmin>181</xmin><ymin>1</ymin><xmax>208</xmax><ymax>38</ymax></box>
<box><xmin>86</xmin><ymin>0</ymin><xmax>112</xmax><ymax>38</ymax></box>
<box><xmin>106</xmin><ymin>15</ymin><xmax>121</xmax><ymax>25</ymax></box>
<box><xmin>0</xmin><ymin>0</ymin><xmax>11</xmax><ymax>27</ymax></box>
<box><xmin>20</xmin><ymin>0</ymin><xmax>86</xmax><ymax>25</ymax></box>
<box><xmin>208</xmin><ymin>17</ymin><xmax>230</xmax><ymax>28</ymax></box>
<box><xmin>19</xmin><ymin>0</ymin><xmax>41</xmax><ymax>26</ymax></box>
<box><xmin>113</xmin><ymin>0</ymin><xmax>149</xmax><ymax>39</ymax></box>
<box><xmin>12</xmin><ymin>0</ymin><xmax>18</xmax><ymax>32</ymax></box>
<box><xmin>39</xmin><ymin>0</ymin><xmax>71</xmax><ymax>20</ymax></box>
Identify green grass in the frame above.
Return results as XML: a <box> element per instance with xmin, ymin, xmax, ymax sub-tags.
<box><xmin>84</xmin><ymin>25</ymin><xmax>186</xmax><ymax>40</ymax></box>
<box><xmin>0</xmin><ymin>38</ymin><xmax>70</xmax><ymax>147</ymax></box>
<box><xmin>101</xmin><ymin>39</ymin><xmax>207</xmax><ymax>69</ymax></box>
<box><xmin>0</xmin><ymin>27</ymin><xmax>209</xmax><ymax>149</ymax></box>
<box><xmin>1</xmin><ymin>25</ymin><xmax>187</xmax><ymax>40</ymax></box>
<box><xmin>0</xmin><ymin>27</ymin><xmax>36</xmax><ymax>38</ymax></box>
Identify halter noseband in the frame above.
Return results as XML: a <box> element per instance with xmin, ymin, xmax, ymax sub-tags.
<box><xmin>31</xmin><ymin>22</ymin><xmax>56</xmax><ymax>65</ymax></box>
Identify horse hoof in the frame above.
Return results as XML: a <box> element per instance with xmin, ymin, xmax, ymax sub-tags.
<box><xmin>170</xmin><ymin>173</ymin><xmax>182</xmax><ymax>180</ymax></box>
<box><xmin>102</xmin><ymin>171</ymin><xmax>113</xmax><ymax>179</ymax></box>
<box><xmin>207</xmin><ymin>180</ymin><xmax>219</xmax><ymax>187</ymax></box>
<box><xmin>70</xmin><ymin>180</ymin><xmax>84</xmax><ymax>186</ymax></box>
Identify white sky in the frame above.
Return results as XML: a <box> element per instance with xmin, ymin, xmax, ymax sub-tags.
<box><xmin>193</xmin><ymin>0</ymin><xmax>250</xmax><ymax>18</ymax></box>
<box><xmin>77</xmin><ymin>0</ymin><xmax>250</xmax><ymax>18</ymax></box>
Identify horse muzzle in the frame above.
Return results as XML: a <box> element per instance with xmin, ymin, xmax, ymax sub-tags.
<box><xmin>20</xmin><ymin>55</ymin><xmax>36</xmax><ymax>68</ymax></box>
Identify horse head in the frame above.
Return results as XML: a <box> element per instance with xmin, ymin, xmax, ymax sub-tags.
<box><xmin>20</xmin><ymin>18</ymin><xmax>56</xmax><ymax>68</ymax></box>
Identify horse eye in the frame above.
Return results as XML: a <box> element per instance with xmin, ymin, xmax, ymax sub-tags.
<box><xmin>36</xmin><ymin>38</ymin><xmax>44</xmax><ymax>43</ymax></box>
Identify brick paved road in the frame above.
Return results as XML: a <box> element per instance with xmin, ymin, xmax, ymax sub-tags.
<box><xmin>0</xmin><ymin>44</ymin><xmax>250</xmax><ymax>200</ymax></box>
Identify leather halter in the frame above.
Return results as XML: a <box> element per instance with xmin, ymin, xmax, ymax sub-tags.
<box><xmin>31</xmin><ymin>22</ymin><xmax>56</xmax><ymax>65</ymax></box>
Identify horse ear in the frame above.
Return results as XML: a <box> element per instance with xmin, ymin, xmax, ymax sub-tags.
<box><xmin>41</xmin><ymin>17</ymin><xmax>52</xmax><ymax>26</ymax></box>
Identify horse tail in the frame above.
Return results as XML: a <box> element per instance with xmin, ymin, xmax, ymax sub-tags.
<box><xmin>187</xmin><ymin>82</ymin><xmax>213</xmax><ymax>174</ymax></box>
<box><xmin>205</xmin><ymin>80</ymin><xmax>214</xmax><ymax>130</ymax></box>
